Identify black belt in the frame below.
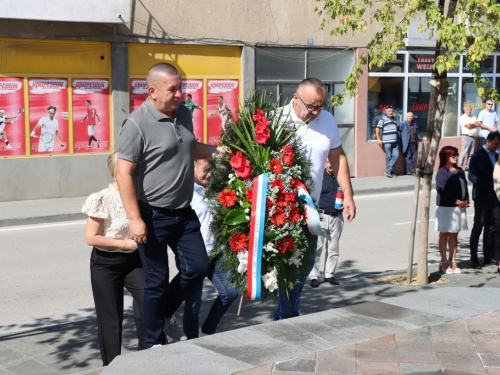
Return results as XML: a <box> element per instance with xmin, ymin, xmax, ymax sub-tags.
<box><xmin>138</xmin><ymin>200</ymin><xmax>190</xmax><ymax>215</ymax></box>
<box><xmin>463</xmin><ymin>134</ymin><xmax>475</xmax><ymax>137</ymax></box>
<box><xmin>321</xmin><ymin>211</ymin><xmax>341</xmax><ymax>217</ymax></box>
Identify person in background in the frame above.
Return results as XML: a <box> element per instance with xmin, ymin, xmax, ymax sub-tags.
<box><xmin>491</xmin><ymin>157</ymin><xmax>500</xmax><ymax>276</ymax></box>
<box><xmin>376</xmin><ymin>106</ymin><xmax>399</xmax><ymax>178</ymax></box>
<box><xmin>434</xmin><ymin>146</ymin><xmax>469</xmax><ymax>275</ymax></box>
<box><xmin>82</xmin><ymin>152</ymin><xmax>146</xmax><ymax>366</ymax></box>
<box><xmin>477</xmin><ymin>100</ymin><xmax>498</xmax><ymax>147</ymax></box>
<box><xmin>399</xmin><ymin>112</ymin><xmax>419</xmax><ymax>176</ymax></box>
<box><xmin>458</xmin><ymin>105</ymin><xmax>480</xmax><ymax>171</ymax></box>
<box><xmin>308</xmin><ymin>159</ymin><xmax>344</xmax><ymax>288</ymax></box>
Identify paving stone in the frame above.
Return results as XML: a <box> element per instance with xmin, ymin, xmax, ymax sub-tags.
<box><xmin>430</xmin><ymin>321</ymin><xmax>472</xmax><ymax>343</ymax></box>
<box><xmin>474</xmin><ymin>341</ymin><xmax>500</xmax><ymax>355</ymax></box>
<box><xmin>2</xmin><ymin>341</ymin><xmax>53</xmax><ymax>357</ymax></box>
<box><xmin>480</xmin><ymin>354</ymin><xmax>500</xmax><ymax>367</ymax></box>
<box><xmin>399</xmin><ymin>362</ymin><xmax>442</xmax><ymax>375</ymax></box>
<box><xmin>438</xmin><ymin>353</ymin><xmax>486</xmax><ymax>374</ymax></box>
<box><xmin>315</xmin><ymin>345</ymin><xmax>356</xmax><ymax>369</ymax></box>
<box><xmin>394</xmin><ymin>327</ymin><xmax>433</xmax><ymax>342</ymax></box>
<box><xmin>0</xmin><ymin>349</ymin><xmax>27</xmax><ymax>367</ymax></box>
<box><xmin>4</xmin><ymin>359</ymin><xmax>53</xmax><ymax>375</ymax></box>
<box><xmin>357</xmin><ymin>335</ymin><xmax>396</xmax><ymax>350</ymax></box>
<box><xmin>357</xmin><ymin>360</ymin><xmax>399</xmax><ymax>375</ymax></box>
<box><xmin>232</xmin><ymin>363</ymin><xmax>273</xmax><ymax>375</ymax></box>
<box><xmin>274</xmin><ymin>358</ymin><xmax>316</xmax><ymax>372</ymax></box>
<box><xmin>357</xmin><ymin>348</ymin><xmax>439</xmax><ymax>364</ymax></box>
<box><xmin>485</xmin><ymin>367</ymin><xmax>500</xmax><ymax>375</ymax></box>
<box><xmin>0</xmin><ymin>369</ymin><xmax>15</xmax><ymax>375</ymax></box>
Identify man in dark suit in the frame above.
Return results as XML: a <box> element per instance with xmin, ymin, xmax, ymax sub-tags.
<box><xmin>399</xmin><ymin>112</ymin><xmax>419</xmax><ymax>175</ymax></box>
<box><xmin>468</xmin><ymin>131</ymin><xmax>500</xmax><ymax>268</ymax></box>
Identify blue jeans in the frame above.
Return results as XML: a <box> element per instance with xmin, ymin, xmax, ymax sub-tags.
<box><xmin>183</xmin><ymin>262</ymin><xmax>238</xmax><ymax>339</ymax></box>
<box><xmin>138</xmin><ymin>205</ymin><xmax>209</xmax><ymax>347</ymax></box>
<box><xmin>383</xmin><ymin>142</ymin><xmax>399</xmax><ymax>175</ymax></box>
<box><xmin>273</xmin><ymin>238</ymin><xmax>317</xmax><ymax>320</ymax></box>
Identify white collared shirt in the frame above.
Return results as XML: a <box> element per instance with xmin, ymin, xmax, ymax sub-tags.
<box><xmin>191</xmin><ymin>182</ymin><xmax>214</xmax><ymax>254</ymax></box>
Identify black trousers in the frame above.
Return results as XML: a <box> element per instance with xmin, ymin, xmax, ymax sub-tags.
<box><xmin>491</xmin><ymin>199</ymin><xmax>500</xmax><ymax>262</ymax></box>
<box><xmin>470</xmin><ymin>200</ymin><xmax>495</xmax><ymax>262</ymax></box>
<box><xmin>90</xmin><ymin>248</ymin><xmax>147</xmax><ymax>366</ymax></box>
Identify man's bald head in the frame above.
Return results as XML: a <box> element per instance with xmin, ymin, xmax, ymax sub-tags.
<box><xmin>147</xmin><ymin>63</ymin><xmax>180</xmax><ymax>88</ymax></box>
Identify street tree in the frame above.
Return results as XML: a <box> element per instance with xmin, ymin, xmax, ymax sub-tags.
<box><xmin>315</xmin><ymin>0</ymin><xmax>500</xmax><ymax>284</ymax></box>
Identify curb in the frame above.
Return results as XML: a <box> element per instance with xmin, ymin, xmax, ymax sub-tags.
<box><xmin>0</xmin><ymin>213</ymin><xmax>86</xmax><ymax>228</ymax></box>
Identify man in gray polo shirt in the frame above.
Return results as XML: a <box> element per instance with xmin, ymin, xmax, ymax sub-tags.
<box><xmin>376</xmin><ymin>106</ymin><xmax>400</xmax><ymax>178</ymax></box>
<box><xmin>116</xmin><ymin>63</ymin><xmax>223</xmax><ymax>348</ymax></box>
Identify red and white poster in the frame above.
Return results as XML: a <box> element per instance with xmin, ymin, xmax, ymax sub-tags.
<box><xmin>72</xmin><ymin>78</ymin><xmax>110</xmax><ymax>153</ymax></box>
<box><xmin>181</xmin><ymin>79</ymin><xmax>204</xmax><ymax>141</ymax></box>
<box><xmin>28</xmin><ymin>78</ymin><xmax>69</xmax><ymax>155</ymax></box>
<box><xmin>0</xmin><ymin>78</ymin><xmax>26</xmax><ymax>156</ymax></box>
<box><xmin>130</xmin><ymin>79</ymin><xmax>148</xmax><ymax>112</ymax></box>
<box><xmin>207</xmin><ymin>79</ymin><xmax>239</xmax><ymax>145</ymax></box>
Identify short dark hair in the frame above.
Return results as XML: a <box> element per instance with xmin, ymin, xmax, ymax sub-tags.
<box><xmin>487</xmin><ymin>131</ymin><xmax>500</xmax><ymax>142</ymax></box>
<box><xmin>297</xmin><ymin>78</ymin><xmax>326</xmax><ymax>96</ymax></box>
<box><xmin>187</xmin><ymin>94</ymin><xmax>192</xmax><ymax>98</ymax></box>
<box><xmin>47</xmin><ymin>106</ymin><xmax>56</xmax><ymax>112</ymax></box>
<box><xmin>218</xmin><ymin>95</ymin><xmax>223</xmax><ymax>100</ymax></box>
<box><xmin>85</xmin><ymin>100</ymin><xmax>91</xmax><ymax>105</ymax></box>
<box><xmin>147</xmin><ymin>63</ymin><xmax>180</xmax><ymax>87</ymax></box>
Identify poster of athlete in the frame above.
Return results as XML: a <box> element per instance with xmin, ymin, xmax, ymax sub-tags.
<box><xmin>180</xmin><ymin>79</ymin><xmax>204</xmax><ymax>141</ymax></box>
<box><xmin>0</xmin><ymin>78</ymin><xmax>26</xmax><ymax>157</ymax></box>
<box><xmin>206</xmin><ymin>79</ymin><xmax>239</xmax><ymax>145</ymax></box>
<box><xmin>72</xmin><ymin>78</ymin><xmax>110</xmax><ymax>153</ymax></box>
<box><xmin>130</xmin><ymin>79</ymin><xmax>148</xmax><ymax>112</ymax></box>
<box><xmin>28</xmin><ymin>78</ymin><xmax>69</xmax><ymax>155</ymax></box>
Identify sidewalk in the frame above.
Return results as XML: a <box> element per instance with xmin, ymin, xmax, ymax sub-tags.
<box><xmin>0</xmin><ymin>174</ymin><xmax>427</xmax><ymax>228</ymax></box>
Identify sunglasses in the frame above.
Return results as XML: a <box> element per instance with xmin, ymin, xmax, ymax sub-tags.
<box><xmin>296</xmin><ymin>93</ymin><xmax>326</xmax><ymax>112</ymax></box>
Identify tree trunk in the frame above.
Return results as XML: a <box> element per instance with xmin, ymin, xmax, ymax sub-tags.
<box><xmin>416</xmin><ymin>0</ymin><xmax>457</xmax><ymax>285</ymax></box>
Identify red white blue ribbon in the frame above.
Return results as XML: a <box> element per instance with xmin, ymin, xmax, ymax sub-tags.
<box><xmin>296</xmin><ymin>181</ymin><xmax>328</xmax><ymax>239</ymax></box>
<box><xmin>247</xmin><ymin>172</ymin><xmax>268</xmax><ymax>300</ymax></box>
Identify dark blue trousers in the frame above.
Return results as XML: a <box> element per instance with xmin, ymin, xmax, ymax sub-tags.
<box><xmin>138</xmin><ymin>205</ymin><xmax>209</xmax><ymax>347</ymax></box>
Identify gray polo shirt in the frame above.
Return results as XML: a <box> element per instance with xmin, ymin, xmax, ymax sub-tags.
<box><xmin>118</xmin><ymin>98</ymin><xmax>196</xmax><ymax>209</ymax></box>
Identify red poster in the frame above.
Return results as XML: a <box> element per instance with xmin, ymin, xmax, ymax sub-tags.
<box><xmin>72</xmin><ymin>78</ymin><xmax>110</xmax><ymax>153</ymax></box>
<box><xmin>130</xmin><ymin>79</ymin><xmax>148</xmax><ymax>112</ymax></box>
<box><xmin>0</xmin><ymin>78</ymin><xmax>26</xmax><ymax>156</ymax></box>
<box><xmin>28</xmin><ymin>78</ymin><xmax>69</xmax><ymax>155</ymax></box>
<box><xmin>207</xmin><ymin>79</ymin><xmax>239</xmax><ymax>145</ymax></box>
<box><xmin>181</xmin><ymin>79</ymin><xmax>204</xmax><ymax>141</ymax></box>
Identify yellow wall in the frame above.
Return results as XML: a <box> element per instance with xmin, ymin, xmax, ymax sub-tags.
<box><xmin>0</xmin><ymin>38</ymin><xmax>111</xmax><ymax>157</ymax></box>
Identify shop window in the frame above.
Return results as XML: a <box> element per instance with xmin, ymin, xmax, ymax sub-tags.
<box><xmin>308</xmin><ymin>50</ymin><xmax>354</xmax><ymax>81</ymax></box>
<box><xmin>462</xmin><ymin>55</ymin><xmax>494</xmax><ymax>73</ymax></box>
<box><xmin>367</xmin><ymin>77</ymin><xmax>404</xmax><ymax>140</ymax></box>
<box><xmin>368</xmin><ymin>54</ymin><xmax>405</xmax><ymax>73</ymax></box>
<box><xmin>255</xmin><ymin>48</ymin><xmax>305</xmax><ymax>80</ymax></box>
<box><xmin>409</xmin><ymin>53</ymin><xmax>458</xmax><ymax>73</ymax></box>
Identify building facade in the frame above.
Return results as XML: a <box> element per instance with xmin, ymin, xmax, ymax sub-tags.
<box><xmin>0</xmin><ymin>1</ymin><xmax>498</xmax><ymax>200</ymax></box>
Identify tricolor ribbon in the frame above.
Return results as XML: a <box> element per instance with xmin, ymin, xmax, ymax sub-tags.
<box><xmin>247</xmin><ymin>173</ymin><xmax>268</xmax><ymax>300</ymax></box>
<box><xmin>296</xmin><ymin>181</ymin><xmax>330</xmax><ymax>240</ymax></box>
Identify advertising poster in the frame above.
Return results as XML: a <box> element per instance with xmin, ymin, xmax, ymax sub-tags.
<box><xmin>28</xmin><ymin>78</ymin><xmax>69</xmax><ymax>155</ymax></box>
<box><xmin>72</xmin><ymin>78</ymin><xmax>110</xmax><ymax>153</ymax></box>
<box><xmin>206</xmin><ymin>79</ymin><xmax>239</xmax><ymax>145</ymax></box>
<box><xmin>180</xmin><ymin>79</ymin><xmax>204</xmax><ymax>141</ymax></box>
<box><xmin>0</xmin><ymin>78</ymin><xmax>26</xmax><ymax>156</ymax></box>
<box><xmin>130</xmin><ymin>79</ymin><xmax>148</xmax><ymax>112</ymax></box>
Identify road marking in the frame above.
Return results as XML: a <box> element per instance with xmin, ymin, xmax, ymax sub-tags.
<box><xmin>0</xmin><ymin>220</ymin><xmax>86</xmax><ymax>232</ymax></box>
<box><xmin>356</xmin><ymin>191</ymin><xmax>414</xmax><ymax>199</ymax></box>
<box><xmin>394</xmin><ymin>214</ymin><xmax>474</xmax><ymax>226</ymax></box>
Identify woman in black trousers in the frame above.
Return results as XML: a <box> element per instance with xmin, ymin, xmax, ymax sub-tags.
<box><xmin>82</xmin><ymin>152</ymin><xmax>146</xmax><ymax>366</ymax></box>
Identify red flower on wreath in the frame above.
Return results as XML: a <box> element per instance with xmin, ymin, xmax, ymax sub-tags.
<box><xmin>282</xmin><ymin>145</ymin><xmax>293</xmax><ymax>155</ymax></box>
<box><xmin>271</xmin><ymin>178</ymin><xmax>283</xmax><ymax>190</ymax></box>
<box><xmin>270</xmin><ymin>208</ymin><xmax>286</xmax><ymax>226</ymax></box>
<box><xmin>302</xmin><ymin>209</ymin><xmax>308</xmax><ymax>221</ymax></box>
<box><xmin>230</xmin><ymin>233</ymin><xmax>248</xmax><ymax>252</ymax></box>
<box><xmin>219</xmin><ymin>189</ymin><xmax>237</xmax><ymax>207</ymax></box>
<box><xmin>286</xmin><ymin>191</ymin><xmax>298</xmax><ymax>204</ymax></box>
<box><xmin>252</xmin><ymin>109</ymin><xmax>264</xmax><ymax>122</ymax></box>
<box><xmin>276</xmin><ymin>236</ymin><xmax>295</xmax><ymax>253</ymax></box>
<box><xmin>229</xmin><ymin>151</ymin><xmax>253</xmax><ymax>180</ymax></box>
<box><xmin>269</xmin><ymin>159</ymin><xmax>284</xmax><ymax>174</ymax></box>
<box><xmin>275</xmin><ymin>190</ymin><xmax>289</xmax><ymax>207</ymax></box>
<box><xmin>255</xmin><ymin>123</ymin><xmax>271</xmax><ymax>144</ymax></box>
<box><xmin>245</xmin><ymin>189</ymin><xmax>253</xmax><ymax>203</ymax></box>
<box><xmin>280</xmin><ymin>152</ymin><xmax>295</xmax><ymax>167</ymax></box>
<box><xmin>266</xmin><ymin>197</ymin><xmax>272</xmax><ymax>209</ymax></box>
<box><xmin>288</xmin><ymin>207</ymin><xmax>301</xmax><ymax>223</ymax></box>
<box><xmin>290</xmin><ymin>178</ymin><xmax>299</xmax><ymax>189</ymax></box>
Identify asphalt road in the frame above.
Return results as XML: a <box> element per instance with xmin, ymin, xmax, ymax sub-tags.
<box><xmin>0</xmin><ymin>188</ymin><xmax>474</xmax><ymax>337</ymax></box>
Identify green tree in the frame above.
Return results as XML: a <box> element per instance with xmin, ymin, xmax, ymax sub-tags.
<box><xmin>316</xmin><ymin>0</ymin><xmax>500</xmax><ymax>284</ymax></box>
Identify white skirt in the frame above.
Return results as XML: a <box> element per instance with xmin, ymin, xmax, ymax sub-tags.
<box><xmin>435</xmin><ymin>206</ymin><xmax>468</xmax><ymax>233</ymax></box>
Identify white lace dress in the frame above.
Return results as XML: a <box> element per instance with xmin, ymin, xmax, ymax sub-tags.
<box><xmin>81</xmin><ymin>184</ymin><xmax>134</xmax><ymax>253</ymax></box>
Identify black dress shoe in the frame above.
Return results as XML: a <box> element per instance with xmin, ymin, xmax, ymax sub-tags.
<box><xmin>484</xmin><ymin>259</ymin><xmax>499</xmax><ymax>265</ymax></box>
<box><xmin>470</xmin><ymin>260</ymin><xmax>482</xmax><ymax>269</ymax></box>
<box><xmin>324</xmin><ymin>277</ymin><xmax>340</xmax><ymax>285</ymax></box>
<box><xmin>310</xmin><ymin>279</ymin><xmax>320</xmax><ymax>288</ymax></box>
